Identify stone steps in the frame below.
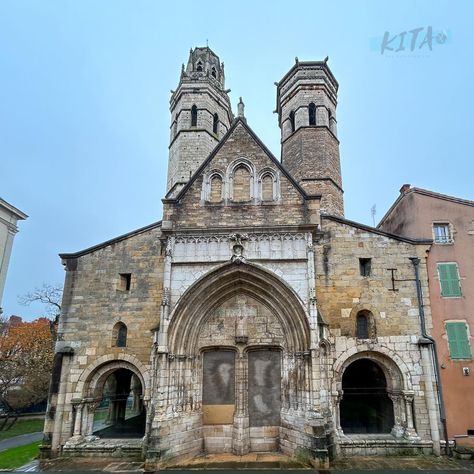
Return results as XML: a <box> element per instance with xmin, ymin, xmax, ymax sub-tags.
<box><xmin>166</xmin><ymin>452</ymin><xmax>310</xmax><ymax>470</ymax></box>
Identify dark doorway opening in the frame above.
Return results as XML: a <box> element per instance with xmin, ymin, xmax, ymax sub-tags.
<box><xmin>340</xmin><ymin>359</ymin><xmax>394</xmax><ymax>434</ymax></box>
<box><xmin>93</xmin><ymin>368</ymin><xmax>145</xmax><ymax>438</ymax></box>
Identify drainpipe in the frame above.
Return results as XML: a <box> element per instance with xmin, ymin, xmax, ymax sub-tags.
<box><xmin>410</xmin><ymin>257</ymin><xmax>449</xmax><ymax>455</ymax></box>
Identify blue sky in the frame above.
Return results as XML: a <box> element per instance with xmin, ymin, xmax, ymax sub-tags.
<box><xmin>1</xmin><ymin>1</ymin><xmax>473</xmax><ymax>320</ymax></box>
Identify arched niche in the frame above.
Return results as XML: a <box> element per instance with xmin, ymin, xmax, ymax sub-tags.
<box><xmin>167</xmin><ymin>262</ymin><xmax>310</xmax><ymax>355</ymax></box>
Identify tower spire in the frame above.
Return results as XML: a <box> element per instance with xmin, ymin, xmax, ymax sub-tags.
<box><xmin>166</xmin><ymin>47</ymin><xmax>234</xmax><ymax>197</ymax></box>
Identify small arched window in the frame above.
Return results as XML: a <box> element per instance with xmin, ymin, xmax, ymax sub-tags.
<box><xmin>356</xmin><ymin>314</ymin><xmax>369</xmax><ymax>339</ymax></box>
<box><xmin>113</xmin><ymin>322</ymin><xmax>127</xmax><ymax>347</ymax></box>
<box><xmin>356</xmin><ymin>310</ymin><xmax>375</xmax><ymax>339</ymax></box>
<box><xmin>196</xmin><ymin>61</ymin><xmax>203</xmax><ymax>72</ymax></box>
<box><xmin>289</xmin><ymin>111</ymin><xmax>295</xmax><ymax>133</ymax></box>
<box><xmin>211</xmin><ymin>67</ymin><xmax>217</xmax><ymax>78</ymax></box>
<box><xmin>308</xmin><ymin>103</ymin><xmax>316</xmax><ymax>126</ymax></box>
<box><xmin>209</xmin><ymin>175</ymin><xmax>223</xmax><ymax>203</ymax></box>
<box><xmin>191</xmin><ymin>105</ymin><xmax>197</xmax><ymax>127</ymax></box>
<box><xmin>261</xmin><ymin>174</ymin><xmax>273</xmax><ymax>201</ymax></box>
<box><xmin>213</xmin><ymin>113</ymin><xmax>219</xmax><ymax>134</ymax></box>
<box><xmin>233</xmin><ymin>165</ymin><xmax>251</xmax><ymax>202</ymax></box>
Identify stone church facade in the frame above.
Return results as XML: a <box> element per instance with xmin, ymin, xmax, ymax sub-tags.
<box><xmin>43</xmin><ymin>47</ymin><xmax>443</xmax><ymax>467</ymax></box>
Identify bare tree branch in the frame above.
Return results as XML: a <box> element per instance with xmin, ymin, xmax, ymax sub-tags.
<box><xmin>18</xmin><ymin>283</ymin><xmax>62</xmax><ymax>319</ymax></box>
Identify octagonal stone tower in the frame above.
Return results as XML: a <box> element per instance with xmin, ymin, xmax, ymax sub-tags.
<box><xmin>167</xmin><ymin>47</ymin><xmax>234</xmax><ymax>197</ymax></box>
<box><xmin>276</xmin><ymin>59</ymin><xmax>344</xmax><ymax>216</ymax></box>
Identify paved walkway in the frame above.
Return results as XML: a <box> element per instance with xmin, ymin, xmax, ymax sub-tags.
<box><xmin>15</xmin><ymin>459</ymin><xmax>40</xmax><ymax>472</ymax></box>
<box><xmin>0</xmin><ymin>432</ymin><xmax>42</xmax><ymax>452</ymax></box>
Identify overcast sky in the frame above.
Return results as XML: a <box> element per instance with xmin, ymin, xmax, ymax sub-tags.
<box><xmin>1</xmin><ymin>1</ymin><xmax>473</xmax><ymax>320</ymax></box>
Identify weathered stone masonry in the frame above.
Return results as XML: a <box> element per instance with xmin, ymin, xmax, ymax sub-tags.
<box><xmin>42</xmin><ymin>48</ymin><xmax>442</xmax><ymax>467</ymax></box>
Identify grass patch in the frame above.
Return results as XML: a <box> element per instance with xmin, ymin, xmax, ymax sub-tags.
<box><xmin>0</xmin><ymin>441</ymin><xmax>40</xmax><ymax>469</ymax></box>
<box><xmin>93</xmin><ymin>407</ymin><xmax>109</xmax><ymax>422</ymax></box>
<box><xmin>0</xmin><ymin>418</ymin><xmax>44</xmax><ymax>441</ymax></box>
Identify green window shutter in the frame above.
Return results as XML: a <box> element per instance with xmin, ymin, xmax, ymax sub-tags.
<box><xmin>446</xmin><ymin>322</ymin><xmax>472</xmax><ymax>359</ymax></box>
<box><xmin>438</xmin><ymin>263</ymin><xmax>462</xmax><ymax>297</ymax></box>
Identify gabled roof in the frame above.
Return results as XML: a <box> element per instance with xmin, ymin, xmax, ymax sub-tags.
<box><xmin>378</xmin><ymin>185</ymin><xmax>474</xmax><ymax>228</ymax></box>
<box><xmin>59</xmin><ymin>220</ymin><xmax>162</xmax><ymax>259</ymax></box>
<box><xmin>323</xmin><ymin>214</ymin><xmax>432</xmax><ymax>245</ymax></box>
<box><xmin>163</xmin><ymin>118</ymin><xmax>315</xmax><ymax>203</ymax></box>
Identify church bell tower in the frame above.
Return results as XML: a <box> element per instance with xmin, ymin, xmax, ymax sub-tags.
<box><xmin>276</xmin><ymin>59</ymin><xmax>344</xmax><ymax>216</ymax></box>
<box><xmin>166</xmin><ymin>47</ymin><xmax>233</xmax><ymax>197</ymax></box>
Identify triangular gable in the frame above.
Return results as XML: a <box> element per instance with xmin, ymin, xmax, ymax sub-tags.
<box><xmin>163</xmin><ymin>118</ymin><xmax>310</xmax><ymax>203</ymax></box>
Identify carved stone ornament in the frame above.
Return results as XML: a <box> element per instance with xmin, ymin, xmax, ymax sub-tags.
<box><xmin>231</xmin><ymin>244</ymin><xmax>245</xmax><ymax>264</ymax></box>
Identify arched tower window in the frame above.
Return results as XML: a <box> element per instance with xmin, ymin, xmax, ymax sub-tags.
<box><xmin>191</xmin><ymin>105</ymin><xmax>197</xmax><ymax>127</ymax></box>
<box><xmin>213</xmin><ymin>113</ymin><xmax>219</xmax><ymax>134</ymax></box>
<box><xmin>289</xmin><ymin>111</ymin><xmax>295</xmax><ymax>133</ymax></box>
<box><xmin>209</xmin><ymin>175</ymin><xmax>223</xmax><ymax>203</ymax></box>
<box><xmin>308</xmin><ymin>103</ymin><xmax>316</xmax><ymax>126</ymax></box>
<box><xmin>211</xmin><ymin>66</ymin><xmax>217</xmax><ymax>78</ymax></box>
<box><xmin>113</xmin><ymin>322</ymin><xmax>127</xmax><ymax>348</ymax></box>
<box><xmin>196</xmin><ymin>61</ymin><xmax>203</xmax><ymax>72</ymax></box>
<box><xmin>261</xmin><ymin>174</ymin><xmax>274</xmax><ymax>201</ymax></box>
<box><xmin>233</xmin><ymin>165</ymin><xmax>251</xmax><ymax>202</ymax></box>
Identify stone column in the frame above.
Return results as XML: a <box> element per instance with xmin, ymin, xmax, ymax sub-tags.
<box><xmin>51</xmin><ymin>352</ymin><xmax>72</xmax><ymax>451</ymax></box>
<box><xmin>72</xmin><ymin>400</ymin><xmax>84</xmax><ymax>437</ymax></box>
<box><xmin>402</xmin><ymin>390</ymin><xmax>418</xmax><ymax>439</ymax></box>
<box><xmin>232</xmin><ymin>351</ymin><xmax>249</xmax><ymax>455</ymax></box>
<box><xmin>306</xmin><ymin>233</ymin><xmax>319</xmax><ymax>349</ymax></box>
<box><xmin>157</xmin><ymin>237</ymin><xmax>174</xmax><ymax>352</ymax></box>
<box><xmin>388</xmin><ymin>391</ymin><xmax>404</xmax><ymax>438</ymax></box>
<box><xmin>83</xmin><ymin>399</ymin><xmax>99</xmax><ymax>438</ymax></box>
<box><xmin>334</xmin><ymin>390</ymin><xmax>344</xmax><ymax>436</ymax></box>
<box><xmin>309</xmin><ymin>349</ymin><xmax>320</xmax><ymax>410</ymax></box>
<box><xmin>131</xmin><ymin>375</ymin><xmax>142</xmax><ymax>414</ymax></box>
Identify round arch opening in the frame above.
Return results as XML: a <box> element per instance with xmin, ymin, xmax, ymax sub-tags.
<box><xmin>92</xmin><ymin>368</ymin><xmax>145</xmax><ymax>438</ymax></box>
<box><xmin>340</xmin><ymin>358</ymin><xmax>394</xmax><ymax>434</ymax></box>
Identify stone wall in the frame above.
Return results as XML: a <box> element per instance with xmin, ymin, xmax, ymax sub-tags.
<box><xmin>282</xmin><ymin>127</ymin><xmax>343</xmax><ymax>216</ymax></box>
<box><xmin>315</xmin><ymin>217</ymin><xmax>439</xmax><ymax>447</ymax></box>
<box><xmin>166</xmin><ymin>122</ymin><xmax>308</xmax><ymax>230</ymax></box>
<box><xmin>47</xmin><ymin>224</ymin><xmax>164</xmax><ymax>451</ymax></box>
<box><xmin>316</xmin><ymin>217</ymin><xmax>432</xmax><ymax>337</ymax></box>
<box><xmin>168</xmin><ymin>79</ymin><xmax>233</xmax><ymax>193</ymax></box>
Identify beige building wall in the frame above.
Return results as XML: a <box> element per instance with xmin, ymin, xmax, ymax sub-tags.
<box><xmin>379</xmin><ymin>186</ymin><xmax>474</xmax><ymax>442</ymax></box>
<box><xmin>0</xmin><ymin>198</ymin><xmax>27</xmax><ymax>309</ymax></box>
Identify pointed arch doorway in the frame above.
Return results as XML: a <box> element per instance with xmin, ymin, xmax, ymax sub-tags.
<box><xmin>164</xmin><ymin>262</ymin><xmax>311</xmax><ymax>455</ymax></box>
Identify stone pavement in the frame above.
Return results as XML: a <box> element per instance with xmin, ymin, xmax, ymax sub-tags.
<box><xmin>31</xmin><ymin>453</ymin><xmax>474</xmax><ymax>473</ymax></box>
<box><xmin>330</xmin><ymin>455</ymin><xmax>473</xmax><ymax>471</ymax></box>
<box><xmin>0</xmin><ymin>432</ymin><xmax>42</xmax><ymax>452</ymax></box>
<box><xmin>38</xmin><ymin>457</ymin><xmax>145</xmax><ymax>472</ymax></box>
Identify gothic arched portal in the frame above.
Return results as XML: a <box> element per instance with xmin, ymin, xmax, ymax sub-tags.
<box><xmin>161</xmin><ymin>261</ymin><xmax>312</xmax><ymax>454</ymax></box>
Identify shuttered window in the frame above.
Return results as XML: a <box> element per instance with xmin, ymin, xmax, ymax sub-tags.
<box><xmin>446</xmin><ymin>322</ymin><xmax>471</xmax><ymax>360</ymax></box>
<box><xmin>438</xmin><ymin>263</ymin><xmax>462</xmax><ymax>297</ymax></box>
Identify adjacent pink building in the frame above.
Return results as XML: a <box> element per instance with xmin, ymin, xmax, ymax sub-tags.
<box><xmin>379</xmin><ymin>185</ymin><xmax>474</xmax><ymax>445</ymax></box>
